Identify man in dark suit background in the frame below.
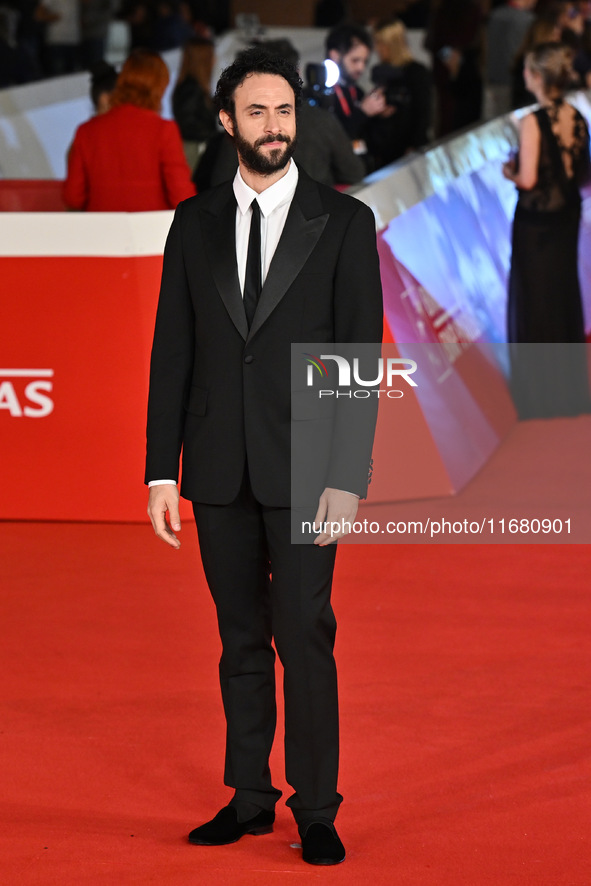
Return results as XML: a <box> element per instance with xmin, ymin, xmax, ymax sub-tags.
<box><xmin>325</xmin><ymin>23</ymin><xmax>387</xmax><ymax>170</ymax></box>
<box><xmin>146</xmin><ymin>48</ymin><xmax>383</xmax><ymax>866</ymax></box>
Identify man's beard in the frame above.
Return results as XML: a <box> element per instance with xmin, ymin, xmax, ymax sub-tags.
<box><xmin>232</xmin><ymin>120</ymin><xmax>297</xmax><ymax>176</ymax></box>
<box><xmin>341</xmin><ymin>68</ymin><xmax>358</xmax><ymax>87</ymax></box>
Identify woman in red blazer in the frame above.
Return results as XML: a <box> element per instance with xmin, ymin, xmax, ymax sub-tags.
<box><xmin>63</xmin><ymin>49</ymin><xmax>196</xmax><ymax>212</ymax></box>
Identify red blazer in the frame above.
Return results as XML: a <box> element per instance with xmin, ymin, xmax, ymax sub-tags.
<box><xmin>63</xmin><ymin>104</ymin><xmax>196</xmax><ymax>212</ymax></box>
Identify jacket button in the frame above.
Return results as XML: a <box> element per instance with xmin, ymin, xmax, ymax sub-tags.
<box><xmin>244</xmin><ymin>355</ymin><xmax>254</xmax><ymax>364</ymax></box>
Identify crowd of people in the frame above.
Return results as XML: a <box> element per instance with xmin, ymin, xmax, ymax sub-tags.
<box><xmin>0</xmin><ymin>1</ymin><xmax>222</xmax><ymax>83</ymax></box>
<box><xmin>486</xmin><ymin>0</ymin><xmax>591</xmax><ymax>119</ymax></box>
<box><xmin>323</xmin><ymin>22</ymin><xmax>431</xmax><ymax>172</ymax></box>
<box><xmin>3</xmin><ymin>0</ymin><xmax>591</xmax><ymax>317</ymax></box>
<box><xmin>3</xmin><ymin>3</ymin><xmax>591</xmax><ymax>169</ymax></box>
<box><xmin>50</xmin><ymin>5</ymin><xmax>591</xmax><ymax>203</ymax></box>
<box><xmin>56</xmin><ymin>20</ymin><xmax>430</xmax><ymax>209</ymax></box>
<box><xmin>7</xmin><ymin>4</ymin><xmax>591</xmax><ymax>347</ymax></box>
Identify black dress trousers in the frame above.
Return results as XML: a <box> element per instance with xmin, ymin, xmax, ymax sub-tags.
<box><xmin>192</xmin><ymin>469</ymin><xmax>341</xmax><ymax>827</ymax></box>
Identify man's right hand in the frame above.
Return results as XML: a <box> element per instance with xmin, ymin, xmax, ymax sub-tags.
<box><xmin>147</xmin><ymin>484</ymin><xmax>182</xmax><ymax>549</ymax></box>
<box><xmin>360</xmin><ymin>88</ymin><xmax>387</xmax><ymax>117</ymax></box>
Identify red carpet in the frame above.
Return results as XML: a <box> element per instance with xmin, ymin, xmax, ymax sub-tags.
<box><xmin>2</xmin><ymin>420</ymin><xmax>590</xmax><ymax>884</ymax></box>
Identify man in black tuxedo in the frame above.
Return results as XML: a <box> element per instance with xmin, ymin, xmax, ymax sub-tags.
<box><xmin>146</xmin><ymin>48</ymin><xmax>383</xmax><ymax>866</ymax></box>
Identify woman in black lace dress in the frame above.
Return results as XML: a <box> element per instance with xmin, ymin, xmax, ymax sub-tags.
<box><xmin>502</xmin><ymin>42</ymin><xmax>590</xmax><ymax>417</ymax></box>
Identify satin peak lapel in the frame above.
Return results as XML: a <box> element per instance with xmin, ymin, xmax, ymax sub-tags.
<box><xmin>247</xmin><ymin>197</ymin><xmax>329</xmax><ymax>341</ymax></box>
<box><xmin>200</xmin><ymin>194</ymin><xmax>248</xmax><ymax>341</ymax></box>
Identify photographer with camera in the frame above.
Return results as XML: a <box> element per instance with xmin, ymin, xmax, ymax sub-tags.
<box><xmin>325</xmin><ymin>23</ymin><xmax>387</xmax><ymax>168</ymax></box>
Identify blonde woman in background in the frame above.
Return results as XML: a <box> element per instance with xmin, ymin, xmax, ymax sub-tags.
<box><xmin>503</xmin><ymin>42</ymin><xmax>590</xmax><ymax>417</ymax></box>
<box><xmin>368</xmin><ymin>18</ymin><xmax>432</xmax><ymax>167</ymax></box>
<box><xmin>511</xmin><ymin>14</ymin><xmax>563</xmax><ymax>108</ymax></box>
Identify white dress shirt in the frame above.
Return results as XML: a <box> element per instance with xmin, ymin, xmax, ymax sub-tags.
<box><xmin>233</xmin><ymin>158</ymin><xmax>299</xmax><ymax>293</ymax></box>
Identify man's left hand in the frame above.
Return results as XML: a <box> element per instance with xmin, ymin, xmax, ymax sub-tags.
<box><xmin>313</xmin><ymin>488</ymin><xmax>359</xmax><ymax>546</ymax></box>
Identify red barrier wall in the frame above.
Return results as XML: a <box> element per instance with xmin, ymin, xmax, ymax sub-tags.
<box><xmin>0</xmin><ymin>254</ymin><xmax>190</xmax><ymax>521</ymax></box>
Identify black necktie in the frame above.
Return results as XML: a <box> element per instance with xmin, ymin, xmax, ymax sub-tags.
<box><xmin>243</xmin><ymin>199</ymin><xmax>262</xmax><ymax>328</ymax></box>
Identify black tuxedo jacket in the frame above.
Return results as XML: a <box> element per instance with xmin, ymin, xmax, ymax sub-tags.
<box><xmin>145</xmin><ymin>168</ymin><xmax>383</xmax><ymax>507</ymax></box>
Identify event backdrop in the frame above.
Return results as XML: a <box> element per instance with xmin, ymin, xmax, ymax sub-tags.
<box><xmin>2</xmin><ymin>95</ymin><xmax>591</xmax><ymax>521</ymax></box>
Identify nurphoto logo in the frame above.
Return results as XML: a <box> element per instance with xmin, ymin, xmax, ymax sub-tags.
<box><xmin>303</xmin><ymin>353</ymin><xmax>418</xmax><ymax>399</ymax></box>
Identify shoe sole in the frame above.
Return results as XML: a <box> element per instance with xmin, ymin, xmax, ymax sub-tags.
<box><xmin>303</xmin><ymin>855</ymin><xmax>346</xmax><ymax>865</ymax></box>
<box><xmin>188</xmin><ymin>825</ymin><xmax>274</xmax><ymax>846</ymax></box>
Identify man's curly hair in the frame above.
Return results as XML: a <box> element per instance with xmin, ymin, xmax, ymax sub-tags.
<box><xmin>213</xmin><ymin>46</ymin><xmax>303</xmax><ymax>117</ymax></box>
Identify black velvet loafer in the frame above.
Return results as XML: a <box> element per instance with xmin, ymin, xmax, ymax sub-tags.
<box><xmin>188</xmin><ymin>805</ymin><xmax>274</xmax><ymax>845</ymax></box>
<box><xmin>301</xmin><ymin>821</ymin><xmax>346</xmax><ymax>865</ymax></box>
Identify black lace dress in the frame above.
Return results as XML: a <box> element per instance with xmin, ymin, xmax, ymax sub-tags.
<box><xmin>507</xmin><ymin>100</ymin><xmax>591</xmax><ymax>417</ymax></box>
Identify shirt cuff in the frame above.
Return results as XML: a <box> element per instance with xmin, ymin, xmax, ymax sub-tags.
<box><xmin>148</xmin><ymin>480</ymin><xmax>177</xmax><ymax>487</ymax></box>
